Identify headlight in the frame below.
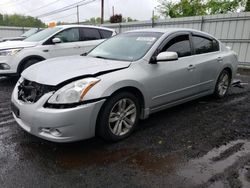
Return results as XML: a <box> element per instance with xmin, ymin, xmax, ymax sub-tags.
<box><xmin>47</xmin><ymin>78</ymin><xmax>100</xmax><ymax>104</ymax></box>
<box><xmin>0</xmin><ymin>48</ymin><xmax>22</xmax><ymax>56</ymax></box>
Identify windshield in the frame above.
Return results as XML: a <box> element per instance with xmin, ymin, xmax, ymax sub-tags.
<box><xmin>24</xmin><ymin>27</ymin><xmax>62</xmax><ymax>42</ymax></box>
<box><xmin>88</xmin><ymin>32</ymin><xmax>163</xmax><ymax>61</ymax></box>
<box><xmin>21</xmin><ymin>28</ymin><xmax>39</xmax><ymax>37</ymax></box>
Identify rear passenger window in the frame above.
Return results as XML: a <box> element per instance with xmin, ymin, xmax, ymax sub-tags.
<box><xmin>99</xmin><ymin>29</ymin><xmax>113</xmax><ymax>39</ymax></box>
<box><xmin>162</xmin><ymin>35</ymin><xmax>191</xmax><ymax>58</ymax></box>
<box><xmin>193</xmin><ymin>35</ymin><xmax>219</xmax><ymax>54</ymax></box>
<box><xmin>82</xmin><ymin>28</ymin><xmax>101</xmax><ymax>41</ymax></box>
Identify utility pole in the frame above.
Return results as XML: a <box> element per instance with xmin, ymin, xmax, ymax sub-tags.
<box><xmin>112</xmin><ymin>6</ymin><xmax>114</xmax><ymax>16</ymax></box>
<box><xmin>152</xmin><ymin>10</ymin><xmax>155</xmax><ymax>28</ymax></box>
<box><xmin>77</xmin><ymin>5</ymin><xmax>79</xmax><ymax>24</ymax></box>
<box><xmin>101</xmin><ymin>0</ymin><xmax>104</xmax><ymax>24</ymax></box>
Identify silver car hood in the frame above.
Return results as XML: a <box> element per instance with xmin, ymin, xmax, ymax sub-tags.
<box><xmin>22</xmin><ymin>56</ymin><xmax>131</xmax><ymax>86</ymax></box>
<box><xmin>0</xmin><ymin>40</ymin><xmax>38</xmax><ymax>49</ymax></box>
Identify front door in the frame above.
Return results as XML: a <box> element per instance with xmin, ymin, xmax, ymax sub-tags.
<box><xmin>48</xmin><ymin>27</ymin><xmax>83</xmax><ymax>58</ymax></box>
<box><xmin>145</xmin><ymin>33</ymin><xmax>201</xmax><ymax>109</ymax></box>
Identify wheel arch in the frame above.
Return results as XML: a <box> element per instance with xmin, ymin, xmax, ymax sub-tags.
<box><xmin>95</xmin><ymin>86</ymin><xmax>146</xmax><ymax>139</ymax></box>
<box><xmin>95</xmin><ymin>86</ymin><xmax>146</xmax><ymax>134</ymax></box>
<box><xmin>17</xmin><ymin>55</ymin><xmax>46</xmax><ymax>74</ymax></box>
<box><xmin>223</xmin><ymin>67</ymin><xmax>232</xmax><ymax>80</ymax></box>
<box><xmin>213</xmin><ymin>66</ymin><xmax>232</xmax><ymax>98</ymax></box>
<box><xmin>216</xmin><ymin>66</ymin><xmax>233</xmax><ymax>85</ymax></box>
<box><xmin>109</xmin><ymin>86</ymin><xmax>146</xmax><ymax>110</ymax></box>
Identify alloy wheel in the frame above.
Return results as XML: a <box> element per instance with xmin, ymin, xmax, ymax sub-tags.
<box><xmin>108</xmin><ymin>98</ymin><xmax>137</xmax><ymax>136</ymax></box>
<box><xmin>217</xmin><ymin>73</ymin><xmax>230</xmax><ymax>96</ymax></box>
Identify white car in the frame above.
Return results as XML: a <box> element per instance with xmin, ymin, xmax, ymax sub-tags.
<box><xmin>0</xmin><ymin>25</ymin><xmax>115</xmax><ymax>76</ymax></box>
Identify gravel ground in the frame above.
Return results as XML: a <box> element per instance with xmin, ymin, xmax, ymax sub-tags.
<box><xmin>0</xmin><ymin>71</ymin><xmax>250</xmax><ymax>188</ymax></box>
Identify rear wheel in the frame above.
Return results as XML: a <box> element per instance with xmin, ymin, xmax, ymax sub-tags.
<box><xmin>214</xmin><ymin>69</ymin><xmax>231</xmax><ymax>98</ymax></box>
<box><xmin>97</xmin><ymin>92</ymin><xmax>140</xmax><ymax>141</ymax></box>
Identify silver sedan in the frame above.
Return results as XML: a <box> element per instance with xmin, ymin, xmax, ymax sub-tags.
<box><xmin>11</xmin><ymin>28</ymin><xmax>238</xmax><ymax>142</ymax></box>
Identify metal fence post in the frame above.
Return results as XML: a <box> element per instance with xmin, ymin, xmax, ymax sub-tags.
<box><xmin>119</xmin><ymin>23</ymin><xmax>122</xmax><ymax>33</ymax></box>
<box><xmin>200</xmin><ymin>16</ymin><xmax>204</xmax><ymax>31</ymax></box>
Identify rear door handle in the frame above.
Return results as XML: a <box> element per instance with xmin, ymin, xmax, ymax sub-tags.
<box><xmin>187</xmin><ymin>64</ymin><xmax>196</xmax><ymax>71</ymax></box>
<box><xmin>217</xmin><ymin>57</ymin><xmax>223</xmax><ymax>62</ymax></box>
<box><xmin>74</xmin><ymin>46</ymin><xmax>81</xmax><ymax>49</ymax></box>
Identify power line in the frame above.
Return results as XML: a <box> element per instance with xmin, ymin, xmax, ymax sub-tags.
<box><xmin>0</xmin><ymin>0</ymin><xmax>21</xmax><ymax>6</ymax></box>
<box><xmin>35</xmin><ymin>0</ymin><xmax>97</xmax><ymax>18</ymax></box>
<box><xmin>24</xmin><ymin>0</ymin><xmax>62</xmax><ymax>15</ymax></box>
<box><xmin>0</xmin><ymin>0</ymin><xmax>29</xmax><ymax>8</ymax></box>
<box><xmin>35</xmin><ymin>0</ymin><xmax>88</xmax><ymax>18</ymax></box>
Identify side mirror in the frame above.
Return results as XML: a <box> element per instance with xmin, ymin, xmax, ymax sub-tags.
<box><xmin>156</xmin><ymin>52</ymin><xmax>178</xmax><ymax>62</ymax></box>
<box><xmin>52</xmin><ymin>37</ymin><xmax>61</xmax><ymax>44</ymax></box>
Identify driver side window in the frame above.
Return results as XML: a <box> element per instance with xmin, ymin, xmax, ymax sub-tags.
<box><xmin>54</xmin><ymin>28</ymin><xmax>80</xmax><ymax>43</ymax></box>
<box><xmin>161</xmin><ymin>34</ymin><xmax>191</xmax><ymax>58</ymax></box>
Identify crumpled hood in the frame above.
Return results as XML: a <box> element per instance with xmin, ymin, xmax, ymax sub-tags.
<box><xmin>22</xmin><ymin>56</ymin><xmax>131</xmax><ymax>86</ymax></box>
<box><xmin>0</xmin><ymin>40</ymin><xmax>38</xmax><ymax>49</ymax></box>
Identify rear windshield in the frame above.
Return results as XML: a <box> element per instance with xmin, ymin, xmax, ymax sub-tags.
<box><xmin>99</xmin><ymin>29</ymin><xmax>113</xmax><ymax>39</ymax></box>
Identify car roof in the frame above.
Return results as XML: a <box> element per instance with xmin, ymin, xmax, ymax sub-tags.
<box><xmin>55</xmin><ymin>24</ymin><xmax>115</xmax><ymax>32</ymax></box>
<box><xmin>125</xmin><ymin>28</ymin><xmax>215</xmax><ymax>38</ymax></box>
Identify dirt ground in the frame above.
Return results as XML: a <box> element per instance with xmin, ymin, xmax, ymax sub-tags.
<box><xmin>0</xmin><ymin>71</ymin><xmax>250</xmax><ymax>188</ymax></box>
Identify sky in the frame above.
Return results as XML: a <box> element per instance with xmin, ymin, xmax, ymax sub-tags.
<box><xmin>0</xmin><ymin>0</ymin><xmax>160</xmax><ymax>23</ymax></box>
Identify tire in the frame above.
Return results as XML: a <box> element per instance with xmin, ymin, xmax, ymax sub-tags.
<box><xmin>20</xmin><ymin>58</ymin><xmax>41</xmax><ymax>74</ymax></box>
<box><xmin>213</xmin><ymin>69</ymin><xmax>231</xmax><ymax>99</ymax></box>
<box><xmin>96</xmin><ymin>92</ymin><xmax>140</xmax><ymax>142</ymax></box>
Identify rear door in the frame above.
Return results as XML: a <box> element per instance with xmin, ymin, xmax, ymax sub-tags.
<box><xmin>79</xmin><ymin>28</ymin><xmax>105</xmax><ymax>53</ymax></box>
<box><xmin>190</xmin><ymin>34</ymin><xmax>221</xmax><ymax>91</ymax></box>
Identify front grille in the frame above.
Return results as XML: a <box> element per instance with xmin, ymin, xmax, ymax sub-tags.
<box><xmin>18</xmin><ymin>79</ymin><xmax>56</xmax><ymax>103</ymax></box>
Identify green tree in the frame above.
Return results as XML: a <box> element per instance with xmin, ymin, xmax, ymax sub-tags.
<box><xmin>84</xmin><ymin>17</ymin><xmax>103</xmax><ymax>25</ymax></box>
<box><xmin>0</xmin><ymin>14</ymin><xmax>45</xmax><ymax>27</ymax></box>
<box><xmin>206</xmin><ymin>0</ymin><xmax>241</xmax><ymax>14</ymax></box>
<box><xmin>0</xmin><ymin>14</ymin><xmax>3</xmax><ymax>25</ymax></box>
<box><xmin>158</xmin><ymin>0</ymin><xmax>242</xmax><ymax>18</ymax></box>
<box><xmin>152</xmin><ymin>15</ymin><xmax>160</xmax><ymax>22</ymax></box>
<box><xmin>110</xmin><ymin>14</ymin><xmax>123</xmax><ymax>23</ymax></box>
<box><xmin>246</xmin><ymin>0</ymin><xmax>250</xmax><ymax>11</ymax></box>
<box><xmin>127</xmin><ymin>17</ymin><xmax>137</xmax><ymax>22</ymax></box>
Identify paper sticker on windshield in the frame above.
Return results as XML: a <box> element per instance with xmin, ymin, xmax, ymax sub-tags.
<box><xmin>136</xmin><ymin>37</ymin><xmax>156</xmax><ymax>42</ymax></box>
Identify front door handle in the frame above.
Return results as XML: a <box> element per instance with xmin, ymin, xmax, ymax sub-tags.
<box><xmin>187</xmin><ymin>64</ymin><xmax>196</xmax><ymax>71</ymax></box>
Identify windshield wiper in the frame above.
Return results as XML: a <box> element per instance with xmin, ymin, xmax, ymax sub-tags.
<box><xmin>81</xmin><ymin>52</ymin><xmax>88</xmax><ymax>56</ymax></box>
<box><xmin>93</xmin><ymin>56</ymin><xmax>109</xmax><ymax>60</ymax></box>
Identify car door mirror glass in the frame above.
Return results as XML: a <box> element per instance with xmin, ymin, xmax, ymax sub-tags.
<box><xmin>52</xmin><ymin>37</ymin><xmax>61</xmax><ymax>44</ymax></box>
<box><xmin>156</xmin><ymin>52</ymin><xmax>178</xmax><ymax>62</ymax></box>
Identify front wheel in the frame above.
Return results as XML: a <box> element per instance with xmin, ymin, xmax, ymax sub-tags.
<box><xmin>214</xmin><ymin>69</ymin><xmax>231</xmax><ymax>99</ymax></box>
<box><xmin>96</xmin><ymin>92</ymin><xmax>140</xmax><ymax>142</ymax></box>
